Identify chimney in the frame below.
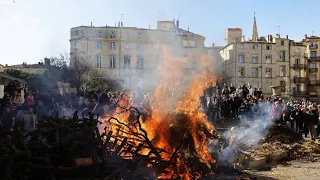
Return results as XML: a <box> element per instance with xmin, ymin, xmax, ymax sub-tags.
<box><xmin>118</xmin><ymin>22</ymin><xmax>120</xmax><ymax>27</ymax></box>
<box><xmin>241</xmin><ymin>35</ymin><xmax>245</xmax><ymax>42</ymax></box>
<box><xmin>44</xmin><ymin>58</ymin><xmax>50</xmax><ymax>66</ymax></box>
<box><xmin>276</xmin><ymin>34</ymin><xmax>280</xmax><ymax>38</ymax></box>
<box><xmin>212</xmin><ymin>43</ymin><xmax>215</xmax><ymax>47</ymax></box>
<box><xmin>149</xmin><ymin>25</ymin><xmax>150</xmax><ymax>29</ymax></box>
<box><xmin>115</xmin><ymin>23</ymin><xmax>116</xmax><ymax>27</ymax></box>
<box><xmin>305</xmin><ymin>34</ymin><xmax>308</xmax><ymax>39</ymax></box>
<box><xmin>188</xmin><ymin>26</ymin><xmax>189</xmax><ymax>32</ymax></box>
<box><xmin>176</xmin><ymin>20</ymin><xmax>179</xmax><ymax>28</ymax></box>
<box><xmin>286</xmin><ymin>35</ymin><xmax>288</xmax><ymax>39</ymax></box>
<box><xmin>91</xmin><ymin>22</ymin><xmax>92</xmax><ymax>27</ymax></box>
<box><xmin>121</xmin><ymin>22</ymin><xmax>123</xmax><ymax>27</ymax></box>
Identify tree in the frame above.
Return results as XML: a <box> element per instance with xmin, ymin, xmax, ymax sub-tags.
<box><xmin>4</xmin><ymin>69</ymin><xmax>34</xmax><ymax>80</ymax></box>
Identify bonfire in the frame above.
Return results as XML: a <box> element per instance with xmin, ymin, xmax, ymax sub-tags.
<box><xmin>103</xmin><ymin>45</ymin><xmax>217</xmax><ymax>179</ymax></box>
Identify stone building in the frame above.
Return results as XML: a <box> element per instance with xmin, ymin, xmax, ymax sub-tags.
<box><xmin>219</xmin><ymin>15</ymin><xmax>304</xmax><ymax>97</ymax></box>
<box><xmin>302</xmin><ymin>35</ymin><xmax>320</xmax><ymax>102</ymax></box>
<box><xmin>69</xmin><ymin>20</ymin><xmax>210</xmax><ymax>91</ymax></box>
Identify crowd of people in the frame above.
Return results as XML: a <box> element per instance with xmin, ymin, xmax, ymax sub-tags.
<box><xmin>203</xmin><ymin>84</ymin><xmax>320</xmax><ymax>141</ymax></box>
<box><xmin>1</xmin><ymin>80</ymin><xmax>320</xmax><ymax>141</ymax></box>
<box><xmin>0</xmin><ymin>81</ymin><xmax>145</xmax><ymax>138</ymax></box>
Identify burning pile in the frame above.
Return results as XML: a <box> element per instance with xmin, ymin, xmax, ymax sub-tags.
<box><xmin>103</xmin><ymin>45</ymin><xmax>218</xmax><ymax>179</ymax></box>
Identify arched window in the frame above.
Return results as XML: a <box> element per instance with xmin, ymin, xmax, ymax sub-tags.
<box><xmin>96</xmin><ymin>41</ymin><xmax>102</xmax><ymax>49</ymax></box>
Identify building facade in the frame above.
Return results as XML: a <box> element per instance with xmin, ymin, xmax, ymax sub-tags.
<box><xmin>303</xmin><ymin>35</ymin><xmax>320</xmax><ymax>102</ymax></box>
<box><xmin>69</xmin><ymin>20</ymin><xmax>209</xmax><ymax>90</ymax></box>
<box><xmin>219</xmin><ymin>16</ymin><xmax>304</xmax><ymax>97</ymax></box>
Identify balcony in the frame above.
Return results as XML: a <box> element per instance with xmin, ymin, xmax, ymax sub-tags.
<box><xmin>309</xmin><ymin>80</ymin><xmax>320</xmax><ymax>86</ymax></box>
<box><xmin>292</xmin><ymin>91</ymin><xmax>308</xmax><ymax>98</ymax></box>
<box><xmin>309</xmin><ymin>68</ymin><xmax>318</xmax><ymax>73</ymax></box>
<box><xmin>291</xmin><ymin>64</ymin><xmax>305</xmax><ymax>70</ymax></box>
<box><xmin>307</xmin><ymin>56</ymin><xmax>320</xmax><ymax>61</ymax></box>
<box><xmin>293</xmin><ymin>77</ymin><xmax>308</xmax><ymax>84</ymax></box>
<box><xmin>309</xmin><ymin>44</ymin><xmax>318</xmax><ymax>49</ymax></box>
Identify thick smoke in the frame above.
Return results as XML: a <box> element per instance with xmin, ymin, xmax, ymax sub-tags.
<box><xmin>211</xmin><ymin>103</ymin><xmax>274</xmax><ymax>166</ymax></box>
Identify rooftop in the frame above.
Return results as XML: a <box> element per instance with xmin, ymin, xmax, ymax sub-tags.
<box><xmin>5</xmin><ymin>63</ymin><xmax>46</xmax><ymax>69</ymax></box>
<box><xmin>71</xmin><ymin>21</ymin><xmax>205</xmax><ymax>38</ymax></box>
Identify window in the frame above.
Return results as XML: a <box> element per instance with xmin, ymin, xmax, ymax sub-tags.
<box><xmin>310</xmin><ymin>75</ymin><xmax>317</xmax><ymax>85</ymax></box>
<box><xmin>96</xmin><ymin>55</ymin><xmax>102</xmax><ymax>68</ymax></box>
<box><xmin>238</xmin><ymin>55</ymin><xmax>244</xmax><ymax>63</ymax></box>
<box><xmin>251</xmin><ymin>56</ymin><xmax>258</xmax><ymax>63</ymax></box>
<box><xmin>74</xmin><ymin>41</ymin><xmax>78</xmax><ymax>50</ymax></box>
<box><xmin>98</xmin><ymin>31</ymin><xmax>102</xmax><ymax>38</ymax></box>
<box><xmin>280</xmin><ymin>66</ymin><xmax>286</xmax><ymax>77</ymax></box>
<box><xmin>265</xmin><ymin>55</ymin><xmax>272</xmax><ymax>63</ymax></box>
<box><xmin>183</xmin><ymin>40</ymin><xmax>188</xmax><ymax>47</ymax></box>
<box><xmin>109</xmin><ymin>55</ymin><xmax>116</xmax><ymax>68</ymax></box>
<box><xmin>280</xmin><ymin>81</ymin><xmax>286</xmax><ymax>92</ymax></box>
<box><xmin>124</xmin><ymin>55</ymin><xmax>131</xmax><ymax>68</ymax></box>
<box><xmin>311</xmin><ymin>42</ymin><xmax>318</xmax><ymax>48</ymax></box>
<box><xmin>266</xmin><ymin>45</ymin><xmax>272</xmax><ymax>50</ymax></box>
<box><xmin>110</xmin><ymin>31</ymin><xmax>116</xmax><ymax>38</ymax></box>
<box><xmin>137</xmin><ymin>43</ymin><xmax>143</xmax><ymax>50</ymax></box>
<box><xmin>136</xmin><ymin>55</ymin><xmax>144</xmax><ymax>68</ymax></box>
<box><xmin>311</xmin><ymin>51</ymin><xmax>317</xmax><ymax>57</ymax></box>
<box><xmin>295</xmin><ymin>58</ymin><xmax>300</xmax><ymax>64</ymax></box>
<box><xmin>252</xmin><ymin>68</ymin><xmax>258</xmax><ymax>77</ymax></box>
<box><xmin>311</xmin><ymin>63</ymin><xmax>317</xmax><ymax>68</ymax></box>
<box><xmin>182</xmin><ymin>39</ymin><xmax>196</xmax><ymax>47</ymax></box>
<box><xmin>138</xmin><ymin>31</ymin><xmax>142</xmax><ymax>38</ymax></box>
<box><xmin>189</xmin><ymin>40</ymin><xmax>196</xmax><ymax>47</ymax></box>
<box><xmin>96</xmin><ymin>41</ymin><xmax>102</xmax><ymax>49</ymax></box>
<box><xmin>252</xmin><ymin>44</ymin><xmax>257</xmax><ymax>49</ymax></box>
<box><xmin>238</xmin><ymin>67</ymin><xmax>245</xmax><ymax>77</ymax></box>
<box><xmin>125</xmin><ymin>32</ymin><xmax>130</xmax><ymax>39</ymax></box>
<box><xmin>125</xmin><ymin>42</ymin><xmax>130</xmax><ymax>49</ymax></box>
<box><xmin>281</xmin><ymin>41</ymin><xmax>284</xmax><ymax>46</ymax></box>
<box><xmin>280</xmin><ymin>51</ymin><xmax>286</xmax><ymax>61</ymax></box>
<box><xmin>109</xmin><ymin>42</ymin><xmax>116</xmax><ymax>49</ymax></box>
<box><xmin>266</xmin><ymin>68</ymin><xmax>272</xmax><ymax>78</ymax></box>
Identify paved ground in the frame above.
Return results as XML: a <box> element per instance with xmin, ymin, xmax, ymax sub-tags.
<box><xmin>244</xmin><ymin>161</ymin><xmax>320</xmax><ymax>180</ymax></box>
<box><xmin>203</xmin><ymin>161</ymin><xmax>320</xmax><ymax>180</ymax></box>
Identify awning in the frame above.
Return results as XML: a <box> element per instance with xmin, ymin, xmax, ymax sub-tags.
<box><xmin>0</xmin><ymin>72</ymin><xmax>25</xmax><ymax>82</ymax></box>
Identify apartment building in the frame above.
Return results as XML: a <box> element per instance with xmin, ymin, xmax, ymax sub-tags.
<box><xmin>303</xmin><ymin>35</ymin><xmax>320</xmax><ymax>102</ymax></box>
<box><xmin>219</xmin><ymin>15</ymin><xmax>303</xmax><ymax>97</ymax></box>
<box><xmin>69</xmin><ymin>20</ymin><xmax>209</xmax><ymax>90</ymax></box>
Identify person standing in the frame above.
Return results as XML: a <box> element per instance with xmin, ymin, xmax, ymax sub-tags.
<box><xmin>23</xmin><ymin>106</ymin><xmax>37</xmax><ymax>135</ymax></box>
<box><xmin>1</xmin><ymin>105</ymin><xmax>16</xmax><ymax>137</ymax></box>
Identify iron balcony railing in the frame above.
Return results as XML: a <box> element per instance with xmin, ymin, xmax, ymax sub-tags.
<box><xmin>309</xmin><ymin>80</ymin><xmax>320</xmax><ymax>86</ymax></box>
<box><xmin>293</xmin><ymin>77</ymin><xmax>308</xmax><ymax>84</ymax></box>
<box><xmin>291</xmin><ymin>64</ymin><xmax>306</xmax><ymax>70</ymax></box>
<box><xmin>292</xmin><ymin>91</ymin><xmax>308</xmax><ymax>97</ymax></box>
<box><xmin>309</xmin><ymin>44</ymin><xmax>318</xmax><ymax>49</ymax></box>
<box><xmin>309</xmin><ymin>68</ymin><xmax>318</xmax><ymax>73</ymax></box>
<box><xmin>308</xmin><ymin>56</ymin><xmax>320</xmax><ymax>61</ymax></box>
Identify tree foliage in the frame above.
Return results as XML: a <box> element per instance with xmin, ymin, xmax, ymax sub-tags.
<box><xmin>4</xmin><ymin>69</ymin><xmax>35</xmax><ymax>80</ymax></box>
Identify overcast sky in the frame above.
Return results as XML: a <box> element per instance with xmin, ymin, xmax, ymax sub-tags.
<box><xmin>0</xmin><ymin>0</ymin><xmax>319</xmax><ymax>65</ymax></box>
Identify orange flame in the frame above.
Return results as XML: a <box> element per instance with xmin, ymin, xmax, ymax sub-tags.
<box><xmin>103</xmin><ymin>44</ymin><xmax>217</xmax><ymax>179</ymax></box>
